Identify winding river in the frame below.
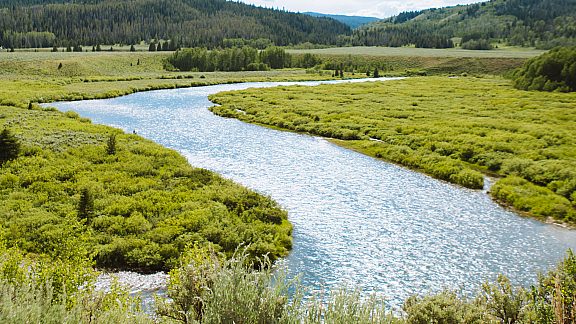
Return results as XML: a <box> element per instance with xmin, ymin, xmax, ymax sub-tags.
<box><xmin>48</xmin><ymin>78</ymin><xmax>576</xmax><ymax>308</ymax></box>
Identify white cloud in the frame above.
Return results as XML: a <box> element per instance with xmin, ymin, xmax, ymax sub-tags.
<box><xmin>237</xmin><ymin>0</ymin><xmax>482</xmax><ymax>18</ymax></box>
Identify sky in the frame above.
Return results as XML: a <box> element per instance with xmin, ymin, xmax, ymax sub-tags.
<box><xmin>237</xmin><ymin>0</ymin><xmax>483</xmax><ymax>19</ymax></box>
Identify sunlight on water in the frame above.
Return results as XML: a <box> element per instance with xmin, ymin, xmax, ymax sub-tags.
<box><xmin>48</xmin><ymin>78</ymin><xmax>576</xmax><ymax>309</ymax></box>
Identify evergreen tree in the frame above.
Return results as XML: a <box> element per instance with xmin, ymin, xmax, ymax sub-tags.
<box><xmin>106</xmin><ymin>134</ymin><xmax>117</xmax><ymax>155</ymax></box>
<box><xmin>78</xmin><ymin>187</ymin><xmax>95</xmax><ymax>222</ymax></box>
<box><xmin>374</xmin><ymin>68</ymin><xmax>380</xmax><ymax>78</ymax></box>
<box><xmin>149</xmin><ymin>42</ymin><xmax>156</xmax><ymax>52</ymax></box>
<box><xmin>0</xmin><ymin>129</ymin><xmax>20</xmax><ymax>166</ymax></box>
<box><xmin>96</xmin><ymin>44</ymin><xmax>101</xmax><ymax>51</ymax></box>
<box><xmin>130</xmin><ymin>44</ymin><xmax>136</xmax><ymax>52</ymax></box>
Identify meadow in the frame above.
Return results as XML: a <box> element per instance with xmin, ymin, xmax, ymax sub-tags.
<box><xmin>288</xmin><ymin>46</ymin><xmax>546</xmax><ymax>58</ymax></box>
<box><xmin>0</xmin><ymin>51</ymin><xmax>341</xmax><ymax>109</ymax></box>
<box><xmin>209</xmin><ymin>76</ymin><xmax>576</xmax><ymax>224</ymax></box>
<box><xmin>1</xmin><ymin>49</ymin><xmax>576</xmax><ymax>321</ymax></box>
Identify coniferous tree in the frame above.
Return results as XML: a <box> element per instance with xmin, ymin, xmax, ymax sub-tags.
<box><xmin>0</xmin><ymin>129</ymin><xmax>20</xmax><ymax>166</ymax></box>
<box><xmin>148</xmin><ymin>42</ymin><xmax>156</xmax><ymax>52</ymax></box>
<box><xmin>130</xmin><ymin>44</ymin><xmax>136</xmax><ymax>52</ymax></box>
<box><xmin>106</xmin><ymin>134</ymin><xmax>117</xmax><ymax>155</ymax></box>
<box><xmin>96</xmin><ymin>44</ymin><xmax>101</xmax><ymax>51</ymax></box>
<box><xmin>78</xmin><ymin>187</ymin><xmax>94</xmax><ymax>222</ymax></box>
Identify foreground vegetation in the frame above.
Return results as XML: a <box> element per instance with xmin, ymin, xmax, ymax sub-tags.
<box><xmin>2</xmin><ymin>238</ymin><xmax>576</xmax><ymax>323</ymax></box>
<box><xmin>210</xmin><ymin>76</ymin><xmax>576</xmax><ymax>223</ymax></box>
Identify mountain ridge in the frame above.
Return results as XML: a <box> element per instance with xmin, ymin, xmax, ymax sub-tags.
<box><xmin>0</xmin><ymin>0</ymin><xmax>351</xmax><ymax>48</ymax></box>
<box><xmin>350</xmin><ymin>0</ymin><xmax>576</xmax><ymax>49</ymax></box>
<box><xmin>303</xmin><ymin>12</ymin><xmax>380</xmax><ymax>29</ymax></box>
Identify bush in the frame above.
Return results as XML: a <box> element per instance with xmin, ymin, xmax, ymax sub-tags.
<box><xmin>513</xmin><ymin>46</ymin><xmax>576</xmax><ymax>92</ymax></box>
<box><xmin>0</xmin><ymin>129</ymin><xmax>20</xmax><ymax>166</ymax></box>
<box><xmin>403</xmin><ymin>291</ymin><xmax>487</xmax><ymax>323</ymax></box>
<box><xmin>461</xmin><ymin>39</ymin><xmax>493</xmax><ymax>50</ymax></box>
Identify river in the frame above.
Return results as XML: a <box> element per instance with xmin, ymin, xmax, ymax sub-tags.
<box><xmin>47</xmin><ymin>78</ymin><xmax>576</xmax><ymax>309</ymax></box>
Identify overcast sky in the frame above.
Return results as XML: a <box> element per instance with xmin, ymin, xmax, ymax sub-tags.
<box><xmin>237</xmin><ymin>0</ymin><xmax>483</xmax><ymax>18</ymax></box>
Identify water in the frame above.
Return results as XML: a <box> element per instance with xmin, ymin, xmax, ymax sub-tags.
<box><xmin>47</xmin><ymin>78</ymin><xmax>576</xmax><ymax>309</ymax></box>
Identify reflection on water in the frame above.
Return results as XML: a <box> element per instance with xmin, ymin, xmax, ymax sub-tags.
<box><xmin>49</xmin><ymin>79</ymin><xmax>576</xmax><ymax>308</ymax></box>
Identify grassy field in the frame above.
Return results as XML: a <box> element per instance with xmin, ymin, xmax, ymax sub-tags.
<box><xmin>288</xmin><ymin>46</ymin><xmax>546</xmax><ymax>58</ymax></box>
<box><xmin>0</xmin><ymin>52</ymin><xmax>330</xmax><ymax>272</ymax></box>
<box><xmin>0</xmin><ymin>51</ymin><xmax>340</xmax><ymax>107</ymax></box>
<box><xmin>209</xmin><ymin>76</ymin><xmax>576</xmax><ymax>224</ymax></box>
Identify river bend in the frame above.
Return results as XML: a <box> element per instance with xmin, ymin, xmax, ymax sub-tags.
<box><xmin>48</xmin><ymin>79</ymin><xmax>576</xmax><ymax>308</ymax></box>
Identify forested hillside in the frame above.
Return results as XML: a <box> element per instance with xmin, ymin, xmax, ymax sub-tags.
<box><xmin>0</xmin><ymin>0</ymin><xmax>350</xmax><ymax>49</ymax></box>
<box><xmin>350</xmin><ymin>0</ymin><xmax>576</xmax><ymax>49</ymax></box>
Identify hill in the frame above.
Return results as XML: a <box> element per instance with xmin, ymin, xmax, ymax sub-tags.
<box><xmin>0</xmin><ymin>0</ymin><xmax>350</xmax><ymax>49</ymax></box>
<box><xmin>303</xmin><ymin>12</ymin><xmax>380</xmax><ymax>29</ymax></box>
<box><xmin>350</xmin><ymin>0</ymin><xmax>576</xmax><ymax>49</ymax></box>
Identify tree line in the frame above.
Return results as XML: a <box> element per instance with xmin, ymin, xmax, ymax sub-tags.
<box><xmin>0</xmin><ymin>0</ymin><xmax>350</xmax><ymax>49</ymax></box>
<box><xmin>166</xmin><ymin>46</ymin><xmax>293</xmax><ymax>72</ymax></box>
<box><xmin>513</xmin><ymin>46</ymin><xmax>576</xmax><ymax>92</ymax></box>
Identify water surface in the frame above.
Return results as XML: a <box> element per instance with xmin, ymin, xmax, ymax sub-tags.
<box><xmin>49</xmin><ymin>79</ymin><xmax>576</xmax><ymax>308</ymax></box>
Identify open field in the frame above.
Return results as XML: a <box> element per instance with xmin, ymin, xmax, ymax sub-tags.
<box><xmin>0</xmin><ymin>51</ymin><xmax>340</xmax><ymax>107</ymax></box>
<box><xmin>288</xmin><ymin>46</ymin><xmax>546</xmax><ymax>58</ymax></box>
<box><xmin>210</xmin><ymin>76</ymin><xmax>576</xmax><ymax>224</ymax></box>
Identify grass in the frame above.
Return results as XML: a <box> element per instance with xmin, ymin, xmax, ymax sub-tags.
<box><xmin>209</xmin><ymin>76</ymin><xmax>576</xmax><ymax>224</ymax></box>
<box><xmin>287</xmin><ymin>46</ymin><xmax>546</xmax><ymax>58</ymax></box>
<box><xmin>0</xmin><ymin>51</ymin><xmax>333</xmax><ymax>272</ymax></box>
<box><xmin>0</xmin><ymin>51</ymin><xmax>337</xmax><ymax>107</ymax></box>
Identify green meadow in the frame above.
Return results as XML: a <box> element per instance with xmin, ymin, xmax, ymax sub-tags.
<box><xmin>2</xmin><ymin>49</ymin><xmax>576</xmax><ymax>321</ymax></box>
<box><xmin>288</xmin><ymin>46</ymin><xmax>545</xmax><ymax>58</ymax></box>
<box><xmin>209</xmin><ymin>76</ymin><xmax>576</xmax><ymax>224</ymax></box>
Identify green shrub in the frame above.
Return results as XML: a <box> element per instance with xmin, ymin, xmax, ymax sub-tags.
<box><xmin>403</xmin><ymin>291</ymin><xmax>487</xmax><ymax>323</ymax></box>
<box><xmin>0</xmin><ymin>128</ymin><xmax>20</xmax><ymax>166</ymax></box>
<box><xmin>513</xmin><ymin>46</ymin><xmax>576</xmax><ymax>92</ymax></box>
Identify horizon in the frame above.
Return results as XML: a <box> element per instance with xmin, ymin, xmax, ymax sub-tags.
<box><xmin>237</xmin><ymin>0</ymin><xmax>486</xmax><ymax>19</ymax></box>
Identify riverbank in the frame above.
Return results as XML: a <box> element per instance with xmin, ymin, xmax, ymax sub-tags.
<box><xmin>0</xmin><ymin>52</ymin><xmax>313</xmax><ymax>272</ymax></box>
<box><xmin>209</xmin><ymin>76</ymin><xmax>576</xmax><ymax>225</ymax></box>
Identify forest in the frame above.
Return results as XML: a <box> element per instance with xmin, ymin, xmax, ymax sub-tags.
<box><xmin>350</xmin><ymin>0</ymin><xmax>576</xmax><ymax>49</ymax></box>
<box><xmin>0</xmin><ymin>0</ymin><xmax>350</xmax><ymax>49</ymax></box>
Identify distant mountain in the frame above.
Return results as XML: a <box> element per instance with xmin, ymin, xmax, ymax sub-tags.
<box><xmin>304</xmin><ymin>12</ymin><xmax>380</xmax><ymax>29</ymax></box>
<box><xmin>0</xmin><ymin>0</ymin><xmax>351</xmax><ymax>49</ymax></box>
<box><xmin>351</xmin><ymin>0</ymin><xmax>576</xmax><ymax>49</ymax></box>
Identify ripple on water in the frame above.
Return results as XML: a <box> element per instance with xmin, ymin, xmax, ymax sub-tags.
<box><xmin>47</xmin><ymin>79</ymin><xmax>576</xmax><ymax>309</ymax></box>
